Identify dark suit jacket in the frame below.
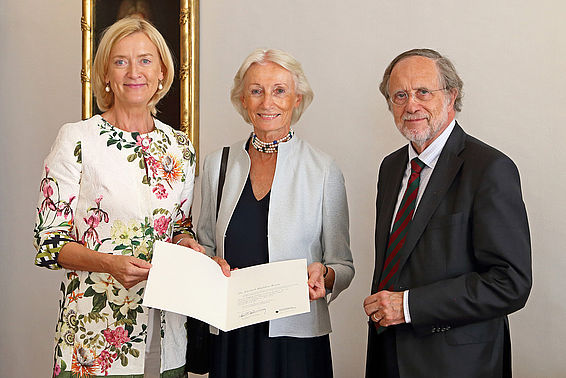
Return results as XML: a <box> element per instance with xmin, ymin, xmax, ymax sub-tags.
<box><xmin>367</xmin><ymin>124</ymin><xmax>532</xmax><ymax>378</ymax></box>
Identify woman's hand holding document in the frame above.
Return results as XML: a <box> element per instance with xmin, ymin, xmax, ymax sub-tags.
<box><xmin>143</xmin><ymin>241</ymin><xmax>310</xmax><ymax>331</ymax></box>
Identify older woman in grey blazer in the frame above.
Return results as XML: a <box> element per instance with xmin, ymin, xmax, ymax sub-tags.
<box><xmin>197</xmin><ymin>48</ymin><xmax>354</xmax><ymax>378</ymax></box>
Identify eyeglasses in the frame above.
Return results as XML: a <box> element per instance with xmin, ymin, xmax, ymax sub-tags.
<box><xmin>389</xmin><ymin>88</ymin><xmax>447</xmax><ymax>106</ymax></box>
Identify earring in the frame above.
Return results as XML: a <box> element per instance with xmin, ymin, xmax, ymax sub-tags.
<box><xmin>158</xmin><ymin>80</ymin><xmax>163</xmax><ymax>90</ymax></box>
<box><xmin>105</xmin><ymin>83</ymin><xmax>111</xmax><ymax>93</ymax></box>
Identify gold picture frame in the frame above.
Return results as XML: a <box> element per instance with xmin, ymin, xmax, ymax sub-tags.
<box><xmin>81</xmin><ymin>0</ymin><xmax>199</xmax><ymax>169</ymax></box>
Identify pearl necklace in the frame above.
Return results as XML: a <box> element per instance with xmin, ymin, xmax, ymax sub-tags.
<box><xmin>251</xmin><ymin>129</ymin><xmax>294</xmax><ymax>153</ymax></box>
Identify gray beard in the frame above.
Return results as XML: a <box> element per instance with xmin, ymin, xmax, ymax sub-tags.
<box><xmin>396</xmin><ymin>102</ymin><xmax>448</xmax><ymax>148</ymax></box>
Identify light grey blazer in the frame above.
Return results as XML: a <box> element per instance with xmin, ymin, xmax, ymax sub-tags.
<box><xmin>197</xmin><ymin>134</ymin><xmax>354</xmax><ymax>337</ymax></box>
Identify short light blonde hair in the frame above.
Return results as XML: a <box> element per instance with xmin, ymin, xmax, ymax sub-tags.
<box><xmin>230</xmin><ymin>48</ymin><xmax>314</xmax><ymax>125</ymax></box>
<box><xmin>92</xmin><ymin>16</ymin><xmax>174</xmax><ymax>115</ymax></box>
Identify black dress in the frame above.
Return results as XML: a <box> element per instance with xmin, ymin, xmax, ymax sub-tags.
<box><xmin>209</xmin><ymin>176</ymin><xmax>333</xmax><ymax>378</ymax></box>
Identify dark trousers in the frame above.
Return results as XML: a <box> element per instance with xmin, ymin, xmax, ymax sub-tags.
<box><xmin>366</xmin><ymin>323</ymin><xmax>400</xmax><ymax>378</ymax></box>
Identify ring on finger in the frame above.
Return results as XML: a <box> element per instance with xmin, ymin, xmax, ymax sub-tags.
<box><xmin>372</xmin><ymin>313</ymin><xmax>380</xmax><ymax>322</ymax></box>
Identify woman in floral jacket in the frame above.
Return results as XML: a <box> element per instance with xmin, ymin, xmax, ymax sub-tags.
<box><xmin>33</xmin><ymin>17</ymin><xmax>203</xmax><ymax>377</ymax></box>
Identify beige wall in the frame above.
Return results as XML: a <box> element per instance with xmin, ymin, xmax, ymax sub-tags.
<box><xmin>1</xmin><ymin>1</ymin><xmax>565</xmax><ymax>377</ymax></box>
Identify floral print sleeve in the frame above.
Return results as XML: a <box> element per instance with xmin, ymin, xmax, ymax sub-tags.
<box><xmin>171</xmin><ymin>129</ymin><xmax>197</xmax><ymax>239</ymax></box>
<box><xmin>34</xmin><ymin>124</ymin><xmax>82</xmax><ymax>269</ymax></box>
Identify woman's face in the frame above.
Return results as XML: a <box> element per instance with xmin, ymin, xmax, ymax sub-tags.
<box><xmin>241</xmin><ymin>62</ymin><xmax>302</xmax><ymax>140</ymax></box>
<box><xmin>105</xmin><ymin>32</ymin><xmax>164</xmax><ymax>110</ymax></box>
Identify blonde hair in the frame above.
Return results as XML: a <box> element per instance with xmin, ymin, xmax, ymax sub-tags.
<box><xmin>230</xmin><ymin>48</ymin><xmax>314</xmax><ymax>125</ymax></box>
<box><xmin>92</xmin><ymin>16</ymin><xmax>174</xmax><ymax>115</ymax></box>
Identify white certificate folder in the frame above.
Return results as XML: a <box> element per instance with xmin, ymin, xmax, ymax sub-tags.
<box><xmin>143</xmin><ymin>241</ymin><xmax>310</xmax><ymax>332</ymax></box>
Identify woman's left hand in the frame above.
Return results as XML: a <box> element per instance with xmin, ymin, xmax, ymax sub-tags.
<box><xmin>175</xmin><ymin>236</ymin><xmax>206</xmax><ymax>253</ymax></box>
<box><xmin>307</xmin><ymin>262</ymin><xmax>326</xmax><ymax>300</ymax></box>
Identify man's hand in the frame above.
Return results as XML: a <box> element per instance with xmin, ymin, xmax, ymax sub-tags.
<box><xmin>363</xmin><ymin>290</ymin><xmax>405</xmax><ymax>327</ymax></box>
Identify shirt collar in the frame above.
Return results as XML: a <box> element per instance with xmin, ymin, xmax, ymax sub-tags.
<box><xmin>408</xmin><ymin>119</ymin><xmax>456</xmax><ymax>169</ymax></box>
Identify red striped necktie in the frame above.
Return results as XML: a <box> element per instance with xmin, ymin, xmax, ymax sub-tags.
<box><xmin>378</xmin><ymin>157</ymin><xmax>425</xmax><ymax>291</ymax></box>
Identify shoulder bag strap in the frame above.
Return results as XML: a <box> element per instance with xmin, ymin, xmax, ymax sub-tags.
<box><xmin>216</xmin><ymin>146</ymin><xmax>230</xmax><ymax>219</ymax></box>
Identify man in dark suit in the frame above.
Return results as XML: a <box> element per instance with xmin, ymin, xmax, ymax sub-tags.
<box><xmin>364</xmin><ymin>49</ymin><xmax>532</xmax><ymax>377</ymax></box>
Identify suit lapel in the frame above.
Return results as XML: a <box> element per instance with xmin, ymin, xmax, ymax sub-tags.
<box><xmin>395</xmin><ymin>124</ymin><xmax>467</xmax><ymax>272</ymax></box>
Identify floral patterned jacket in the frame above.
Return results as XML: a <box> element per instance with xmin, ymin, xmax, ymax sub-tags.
<box><xmin>33</xmin><ymin>115</ymin><xmax>196</xmax><ymax>378</ymax></box>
